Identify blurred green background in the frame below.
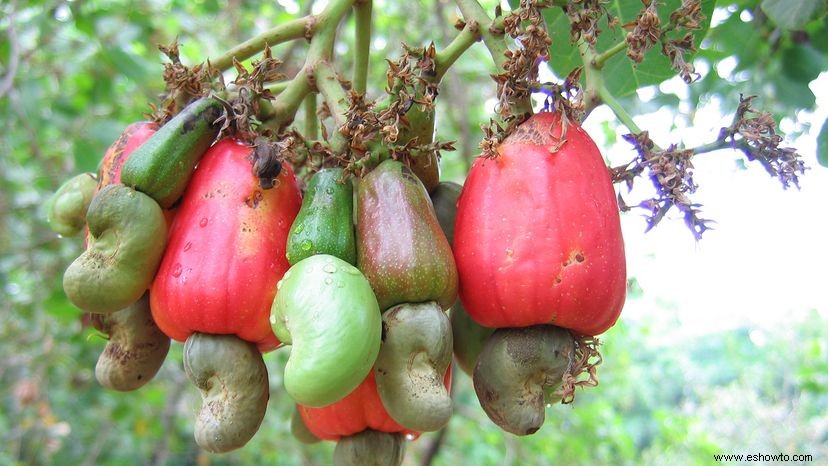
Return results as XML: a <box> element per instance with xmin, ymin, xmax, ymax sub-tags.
<box><xmin>1</xmin><ymin>1</ymin><xmax>827</xmax><ymax>465</ymax></box>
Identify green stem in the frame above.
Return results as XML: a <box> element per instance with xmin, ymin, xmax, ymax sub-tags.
<box><xmin>434</xmin><ymin>22</ymin><xmax>480</xmax><ymax>82</ymax></box>
<box><xmin>266</xmin><ymin>77</ymin><xmax>313</xmax><ymax>129</ymax></box>
<box><xmin>209</xmin><ymin>17</ymin><xmax>311</xmax><ymax>71</ymax></box>
<box><xmin>579</xmin><ymin>41</ymin><xmax>603</xmax><ymax>117</ymax></box>
<box><xmin>264</xmin><ymin>81</ymin><xmax>290</xmax><ymax>94</ymax></box>
<box><xmin>692</xmin><ymin>138</ymin><xmax>743</xmax><ymax>155</ymax></box>
<box><xmin>304</xmin><ymin>93</ymin><xmax>318</xmax><ymax>140</ymax></box>
<box><xmin>454</xmin><ymin>0</ymin><xmax>508</xmax><ymax>69</ymax></box>
<box><xmin>353</xmin><ymin>0</ymin><xmax>372</xmax><ymax>94</ymax></box>
<box><xmin>454</xmin><ymin>0</ymin><xmax>532</xmax><ymax>116</ymax></box>
<box><xmin>314</xmin><ymin>61</ymin><xmax>351</xmax><ymax>153</ymax></box>
<box><xmin>261</xmin><ymin>0</ymin><xmax>356</xmax><ymax>130</ymax></box>
<box><xmin>592</xmin><ymin>41</ymin><xmax>627</xmax><ymax>70</ymax></box>
<box><xmin>598</xmin><ymin>85</ymin><xmax>642</xmax><ymax>135</ymax></box>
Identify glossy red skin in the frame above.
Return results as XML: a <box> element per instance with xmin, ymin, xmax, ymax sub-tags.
<box><xmin>454</xmin><ymin>112</ymin><xmax>626</xmax><ymax>336</ymax></box>
<box><xmin>150</xmin><ymin>139</ymin><xmax>302</xmax><ymax>352</ymax></box>
<box><xmin>97</xmin><ymin>121</ymin><xmax>159</xmax><ymax>189</ymax></box>
<box><xmin>299</xmin><ymin>367</ymin><xmax>452</xmax><ymax>441</ymax></box>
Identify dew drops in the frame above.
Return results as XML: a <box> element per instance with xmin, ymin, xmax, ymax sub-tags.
<box><xmin>199</xmin><ymin>217</ymin><xmax>208</xmax><ymax>227</ymax></box>
<box><xmin>324</xmin><ymin>277</ymin><xmax>333</xmax><ymax>285</ymax></box>
<box><xmin>300</xmin><ymin>239</ymin><xmax>313</xmax><ymax>251</ymax></box>
<box><xmin>325</xmin><ymin>187</ymin><xmax>334</xmax><ymax>195</ymax></box>
<box><xmin>505</xmin><ymin>248</ymin><xmax>513</xmax><ymax>257</ymax></box>
<box><xmin>293</xmin><ymin>224</ymin><xmax>304</xmax><ymax>235</ymax></box>
<box><xmin>183</xmin><ymin>242</ymin><xmax>192</xmax><ymax>251</ymax></box>
<box><xmin>322</xmin><ymin>264</ymin><xmax>337</xmax><ymax>274</ymax></box>
<box><xmin>171</xmin><ymin>263</ymin><xmax>182</xmax><ymax>277</ymax></box>
<box><xmin>270</xmin><ymin>315</ymin><xmax>277</xmax><ymax>325</ymax></box>
<box><xmin>336</xmin><ymin>281</ymin><xmax>344</xmax><ymax>288</ymax></box>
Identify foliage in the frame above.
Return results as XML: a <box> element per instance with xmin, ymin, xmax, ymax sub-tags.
<box><xmin>1</xmin><ymin>0</ymin><xmax>827</xmax><ymax>464</ymax></box>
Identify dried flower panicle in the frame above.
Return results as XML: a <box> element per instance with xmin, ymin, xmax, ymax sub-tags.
<box><xmin>624</xmin><ymin>0</ymin><xmax>662</xmax><ymax>64</ymax></box>
<box><xmin>328</xmin><ymin>43</ymin><xmax>454</xmax><ymax>176</ymax></box>
<box><xmin>623</xmin><ymin>0</ymin><xmax>704</xmax><ymax>82</ymax></box>
<box><xmin>722</xmin><ymin>95</ymin><xmax>807</xmax><ymax>189</ymax></box>
<box><xmin>565</xmin><ymin>0</ymin><xmax>612</xmax><ymax>46</ymax></box>
<box><xmin>614</xmin><ymin>131</ymin><xmax>712</xmax><ymax>240</ymax></box>
<box><xmin>662</xmin><ymin>33</ymin><xmax>699</xmax><ymax>83</ymax></box>
<box><xmin>482</xmin><ymin>1</ymin><xmax>554</xmax><ymax>156</ymax></box>
<box><xmin>154</xmin><ymin>39</ymin><xmax>223</xmax><ymax>123</ymax></box>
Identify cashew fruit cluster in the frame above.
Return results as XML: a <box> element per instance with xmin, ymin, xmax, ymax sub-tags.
<box><xmin>454</xmin><ymin>111</ymin><xmax>627</xmax><ymax>435</ymax></box>
<box><xmin>51</xmin><ymin>105</ymin><xmax>624</xmax><ymax>462</ymax></box>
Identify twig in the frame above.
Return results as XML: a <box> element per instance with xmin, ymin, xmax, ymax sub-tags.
<box><xmin>209</xmin><ymin>17</ymin><xmax>313</xmax><ymax>71</ymax></box>
<box><xmin>353</xmin><ymin>0</ymin><xmax>372</xmax><ymax>94</ymax></box>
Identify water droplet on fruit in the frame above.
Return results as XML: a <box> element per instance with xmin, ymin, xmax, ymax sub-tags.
<box><xmin>323</xmin><ymin>264</ymin><xmax>337</xmax><ymax>274</ymax></box>
<box><xmin>325</xmin><ymin>187</ymin><xmax>334</xmax><ymax>195</ymax></box>
<box><xmin>183</xmin><ymin>242</ymin><xmax>192</xmax><ymax>251</ymax></box>
<box><xmin>336</xmin><ymin>281</ymin><xmax>344</xmax><ymax>288</ymax></box>
<box><xmin>270</xmin><ymin>315</ymin><xmax>277</xmax><ymax>325</ymax></box>
<box><xmin>199</xmin><ymin>217</ymin><xmax>208</xmax><ymax>227</ymax></box>
<box><xmin>293</xmin><ymin>224</ymin><xmax>304</xmax><ymax>234</ymax></box>
<box><xmin>300</xmin><ymin>240</ymin><xmax>313</xmax><ymax>251</ymax></box>
<box><xmin>505</xmin><ymin>248</ymin><xmax>513</xmax><ymax>257</ymax></box>
<box><xmin>172</xmin><ymin>263</ymin><xmax>182</xmax><ymax>277</ymax></box>
<box><xmin>324</xmin><ymin>277</ymin><xmax>333</xmax><ymax>285</ymax></box>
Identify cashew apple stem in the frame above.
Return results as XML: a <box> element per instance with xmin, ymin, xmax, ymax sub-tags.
<box><xmin>261</xmin><ymin>0</ymin><xmax>357</xmax><ymax>131</ymax></box>
<box><xmin>353</xmin><ymin>0</ymin><xmax>373</xmax><ymax>94</ymax></box>
<box><xmin>210</xmin><ymin>16</ymin><xmax>312</xmax><ymax>72</ymax></box>
<box><xmin>434</xmin><ymin>21</ymin><xmax>481</xmax><ymax>82</ymax></box>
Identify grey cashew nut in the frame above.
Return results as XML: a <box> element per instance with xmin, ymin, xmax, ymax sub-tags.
<box><xmin>374</xmin><ymin>302</ymin><xmax>452</xmax><ymax>432</ymax></box>
<box><xmin>473</xmin><ymin>325</ymin><xmax>575</xmax><ymax>436</ymax></box>
<box><xmin>333</xmin><ymin>430</ymin><xmax>405</xmax><ymax>466</ymax></box>
<box><xmin>290</xmin><ymin>404</ymin><xmax>320</xmax><ymax>444</ymax></box>
<box><xmin>91</xmin><ymin>292</ymin><xmax>170</xmax><ymax>391</ymax></box>
<box><xmin>183</xmin><ymin>333</ymin><xmax>269</xmax><ymax>453</ymax></box>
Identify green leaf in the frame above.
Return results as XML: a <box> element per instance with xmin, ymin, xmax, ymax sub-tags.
<box><xmin>818</xmin><ymin>117</ymin><xmax>828</xmax><ymax>167</ymax></box>
<box><xmin>544</xmin><ymin>0</ymin><xmax>716</xmax><ymax>97</ymax></box>
<box><xmin>781</xmin><ymin>43</ymin><xmax>826</xmax><ymax>84</ymax></box>
<box><xmin>761</xmin><ymin>0</ymin><xmax>828</xmax><ymax>30</ymax></box>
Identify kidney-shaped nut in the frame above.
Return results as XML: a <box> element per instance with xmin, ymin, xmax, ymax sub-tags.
<box><xmin>333</xmin><ymin>429</ymin><xmax>405</xmax><ymax>466</ymax></box>
<box><xmin>47</xmin><ymin>172</ymin><xmax>98</xmax><ymax>237</ymax></box>
<box><xmin>290</xmin><ymin>404</ymin><xmax>321</xmax><ymax>445</ymax></box>
<box><xmin>473</xmin><ymin>325</ymin><xmax>574</xmax><ymax>436</ymax></box>
<box><xmin>91</xmin><ymin>292</ymin><xmax>170</xmax><ymax>391</ymax></box>
<box><xmin>183</xmin><ymin>333</ymin><xmax>269</xmax><ymax>453</ymax></box>
<box><xmin>271</xmin><ymin>254</ymin><xmax>382</xmax><ymax>407</ymax></box>
<box><xmin>63</xmin><ymin>183</ymin><xmax>167</xmax><ymax>314</ymax></box>
<box><xmin>374</xmin><ymin>302</ymin><xmax>452</xmax><ymax>432</ymax></box>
